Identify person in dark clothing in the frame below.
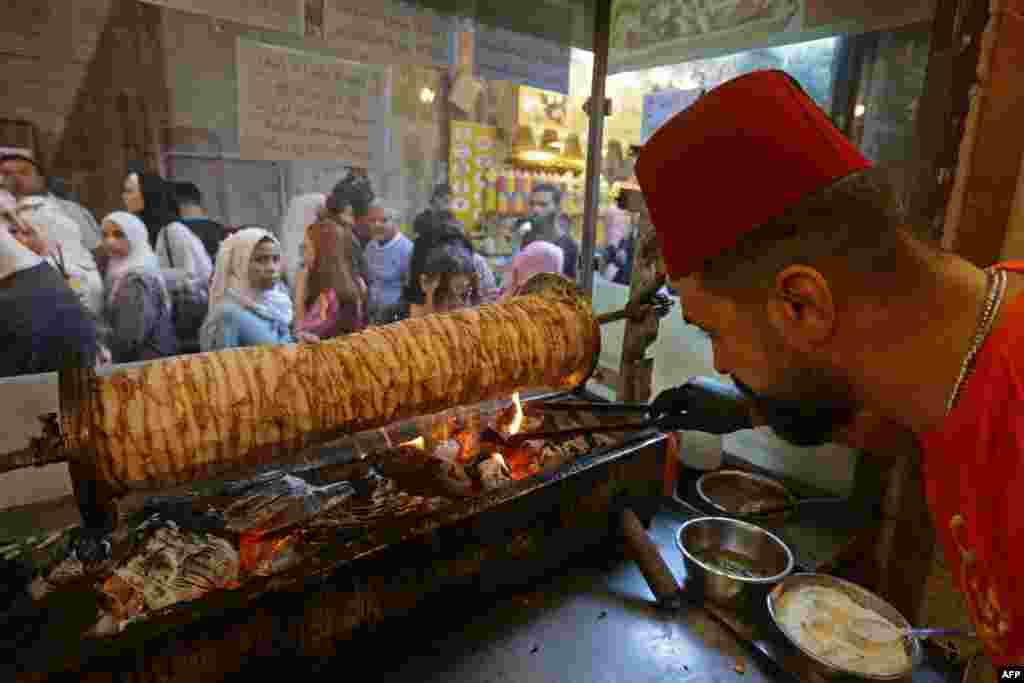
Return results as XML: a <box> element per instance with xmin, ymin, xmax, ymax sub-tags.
<box><xmin>522</xmin><ymin>183</ymin><xmax>579</xmax><ymax>280</ymax></box>
<box><xmin>403</xmin><ymin>217</ymin><xmax>475</xmax><ymax>306</ymax></box>
<box><xmin>328</xmin><ymin>172</ymin><xmax>375</xmax><ymax>248</ymax></box>
<box><xmin>123</xmin><ymin>171</ymin><xmax>180</xmax><ymax>247</ymax></box>
<box><xmin>172</xmin><ymin>181</ymin><xmax>225</xmax><ymax>263</ymax></box>
<box><xmin>322</xmin><ymin>184</ymin><xmax>370</xmax><ymax>286</ymax></box>
<box><xmin>604</xmin><ymin>233</ymin><xmax>634</xmax><ymax>285</ymax></box>
<box><xmin>412</xmin><ymin>183</ymin><xmax>455</xmax><ymax>239</ymax></box>
<box><xmin>0</xmin><ymin>229</ymin><xmax>98</xmax><ymax>377</ymax></box>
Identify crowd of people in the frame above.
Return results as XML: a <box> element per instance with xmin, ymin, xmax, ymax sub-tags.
<box><xmin>0</xmin><ymin>152</ymin><xmax>633</xmax><ymax>379</ymax></box>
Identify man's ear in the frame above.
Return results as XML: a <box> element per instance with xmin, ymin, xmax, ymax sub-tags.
<box><xmin>765</xmin><ymin>266</ymin><xmax>835</xmax><ymax>350</ymax></box>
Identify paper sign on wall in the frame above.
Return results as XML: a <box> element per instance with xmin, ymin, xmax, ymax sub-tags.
<box><xmin>140</xmin><ymin>0</ymin><xmax>304</xmax><ymax>34</ymax></box>
<box><xmin>449</xmin><ymin>121</ymin><xmax>498</xmax><ymax>228</ymax></box>
<box><xmin>323</xmin><ymin>0</ymin><xmax>449</xmax><ymax>68</ymax></box>
<box><xmin>237</xmin><ymin>39</ymin><xmax>374</xmax><ymax>165</ymax></box>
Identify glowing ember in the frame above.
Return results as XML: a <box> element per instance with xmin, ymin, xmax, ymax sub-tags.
<box><xmin>399</xmin><ymin>436</ymin><xmax>426</xmax><ymax>450</ymax></box>
<box><xmin>508</xmin><ymin>392</ymin><xmax>524</xmax><ymax>435</ymax></box>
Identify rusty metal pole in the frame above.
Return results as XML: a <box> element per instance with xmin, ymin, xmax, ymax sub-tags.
<box><xmin>579</xmin><ymin>0</ymin><xmax>612</xmax><ymax>297</ymax></box>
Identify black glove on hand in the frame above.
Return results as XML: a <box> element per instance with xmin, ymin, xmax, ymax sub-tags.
<box><xmin>650</xmin><ymin>376</ymin><xmax>754</xmax><ymax>435</ymax></box>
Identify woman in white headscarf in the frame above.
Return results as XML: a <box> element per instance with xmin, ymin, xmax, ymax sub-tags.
<box><xmin>200</xmin><ymin>227</ymin><xmax>317</xmax><ymax>352</ymax></box>
<box><xmin>9</xmin><ymin>196</ymin><xmax>104</xmax><ymax>316</ymax></box>
<box><xmin>0</xmin><ymin>210</ymin><xmax>99</xmax><ymax>376</ymax></box>
<box><xmin>101</xmin><ymin>211</ymin><xmax>177</xmax><ymax>363</ymax></box>
<box><xmin>279</xmin><ymin>192</ymin><xmax>326</xmax><ymax>290</ymax></box>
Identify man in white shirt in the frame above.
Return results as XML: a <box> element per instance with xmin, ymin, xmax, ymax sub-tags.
<box><xmin>0</xmin><ymin>151</ymin><xmax>102</xmax><ymax>251</ymax></box>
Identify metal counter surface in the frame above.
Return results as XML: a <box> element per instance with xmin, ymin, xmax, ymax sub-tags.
<box><xmin>280</xmin><ymin>505</ymin><xmax>959</xmax><ymax>683</ymax></box>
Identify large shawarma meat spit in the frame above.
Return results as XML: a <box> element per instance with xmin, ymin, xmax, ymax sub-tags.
<box><xmin>53</xmin><ymin>274</ymin><xmax>599</xmax><ymax>496</ymax></box>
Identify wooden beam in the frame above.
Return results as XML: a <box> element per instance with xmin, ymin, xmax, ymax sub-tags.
<box><xmin>617</xmin><ymin>206</ymin><xmax>662</xmax><ymax>403</ymax></box>
<box><xmin>906</xmin><ymin>0</ymin><xmax>990</xmax><ymax>243</ymax></box>
<box><xmin>942</xmin><ymin>0</ymin><xmax>1024</xmax><ymax>264</ymax></box>
<box><xmin>580</xmin><ymin>0</ymin><xmax>612</xmax><ymax>297</ymax></box>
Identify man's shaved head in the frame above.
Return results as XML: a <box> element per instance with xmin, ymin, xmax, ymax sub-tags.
<box><xmin>694</xmin><ymin>167</ymin><xmax>917</xmax><ymax>305</ymax></box>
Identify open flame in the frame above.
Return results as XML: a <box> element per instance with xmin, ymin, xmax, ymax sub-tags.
<box><xmin>508</xmin><ymin>392</ymin><xmax>524</xmax><ymax>435</ymax></box>
<box><xmin>399</xmin><ymin>436</ymin><xmax>426</xmax><ymax>451</ymax></box>
<box><xmin>270</xmin><ymin>533</ymin><xmax>293</xmax><ymax>555</ymax></box>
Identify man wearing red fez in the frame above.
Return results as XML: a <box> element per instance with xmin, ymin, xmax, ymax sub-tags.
<box><xmin>640</xmin><ymin>70</ymin><xmax>1023</xmax><ymax>666</ymax></box>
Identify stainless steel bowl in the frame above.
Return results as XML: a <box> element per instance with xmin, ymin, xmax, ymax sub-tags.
<box><xmin>766</xmin><ymin>573</ymin><xmax>924</xmax><ymax>680</ymax></box>
<box><xmin>696</xmin><ymin>469</ymin><xmax>796</xmax><ymax>524</ymax></box>
<box><xmin>675</xmin><ymin>516</ymin><xmax>794</xmax><ymax>608</ymax></box>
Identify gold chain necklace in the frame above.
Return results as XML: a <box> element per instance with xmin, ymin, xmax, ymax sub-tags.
<box><xmin>945</xmin><ymin>267</ymin><xmax>1008</xmax><ymax>415</ymax></box>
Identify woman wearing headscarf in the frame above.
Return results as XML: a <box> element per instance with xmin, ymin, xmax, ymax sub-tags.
<box><xmin>0</xmin><ymin>215</ymin><xmax>99</xmax><ymax>377</ymax></box>
<box><xmin>123</xmin><ymin>171</ymin><xmax>213</xmax><ymax>349</ymax></box>
<box><xmin>200</xmin><ymin>228</ymin><xmax>316</xmax><ymax>352</ymax></box>
<box><xmin>503</xmin><ymin>240</ymin><xmax>564</xmax><ymax>298</ymax></box>
<box><xmin>279</xmin><ymin>192</ymin><xmax>326</xmax><ymax>289</ymax></box>
<box><xmin>293</xmin><ymin>220</ymin><xmax>367</xmax><ymax>340</ymax></box>
<box><xmin>9</xmin><ymin>196</ymin><xmax>104</xmax><ymax>316</ymax></box>
<box><xmin>101</xmin><ymin>212</ymin><xmax>178</xmax><ymax>363</ymax></box>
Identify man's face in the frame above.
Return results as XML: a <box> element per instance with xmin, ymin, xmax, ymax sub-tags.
<box><xmin>248</xmin><ymin>240</ymin><xmax>282</xmax><ymax>291</ymax></box>
<box><xmin>367</xmin><ymin>208</ymin><xmax>397</xmax><ymax>242</ymax></box>
<box><xmin>1</xmin><ymin>159</ymin><xmax>45</xmax><ymax>198</ymax></box>
<box><xmin>675</xmin><ymin>276</ymin><xmax>857</xmax><ymax>447</ymax></box>
<box><xmin>529</xmin><ymin>190</ymin><xmax>558</xmax><ymax>223</ymax></box>
<box><xmin>7</xmin><ymin>211</ymin><xmax>47</xmax><ymax>256</ymax></box>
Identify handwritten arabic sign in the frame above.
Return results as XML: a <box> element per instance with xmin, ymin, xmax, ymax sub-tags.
<box><xmin>237</xmin><ymin>40</ymin><xmax>373</xmax><ymax>165</ymax></box>
<box><xmin>140</xmin><ymin>0</ymin><xmax>304</xmax><ymax>34</ymax></box>
<box><xmin>323</xmin><ymin>0</ymin><xmax>448</xmax><ymax>68</ymax></box>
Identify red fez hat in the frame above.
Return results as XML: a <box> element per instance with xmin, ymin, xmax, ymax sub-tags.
<box><xmin>635</xmin><ymin>69</ymin><xmax>870</xmax><ymax>279</ymax></box>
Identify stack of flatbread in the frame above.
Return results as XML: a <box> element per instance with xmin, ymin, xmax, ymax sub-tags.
<box><xmin>775</xmin><ymin>585</ymin><xmax>911</xmax><ymax>677</ymax></box>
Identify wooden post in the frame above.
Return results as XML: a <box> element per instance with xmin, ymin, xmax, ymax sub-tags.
<box><xmin>938</xmin><ymin>0</ymin><xmax>1024</xmax><ymax>262</ymax></box>
<box><xmin>617</xmin><ymin>202</ymin><xmax>664</xmax><ymax>404</ymax></box>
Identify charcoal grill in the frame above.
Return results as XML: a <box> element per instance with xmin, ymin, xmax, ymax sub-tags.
<box><xmin>2</xmin><ymin>274</ymin><xmax>670</xmax><ymax>682</ymax></box>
